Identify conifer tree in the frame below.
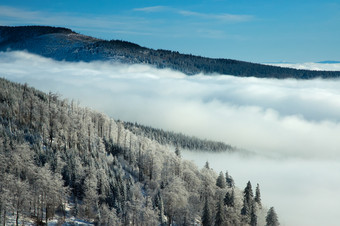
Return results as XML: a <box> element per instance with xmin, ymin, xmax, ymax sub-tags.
<box><xmin>224</xmin><ymin>190</ymin><xmax>235</xmax><ymax>207</ymax></box>
<box><xmin>241</xmin><ymin>181</ymin><xmax>254</xmax><ymax>223</ymax></box>
<box><xmin>205</xmin><ymin>161</ymin><xmax>210</xmax><ymax>169</ymax></box>
<box><xmin>216</xmin><ymin>171</ymin><xmax>226</xmax><ymax>189</ymax></box>
<box><xmin>250</xmin><ymin>201</ymin><xmax>257</xmax><ymax>226</ymax></box>
<box><xmin>175</xmin><ymin>146</ymin><xmax>181</xmax><ymax>158</ymax></box>
<box><xmin>266</xmin><ymin>207</ymin><xmax>279</xmax><ymax>226</ymax></box>
<box><xmin>215</xmin><ymin>199</ymin><xmax>225</xmax><ymax>226</ymax></box>
<box><xmin>225</xmin><ymin>171</ymin><xmax>234</xmax><ymax>188</ymax></box>
<box><xmin>255</xmin><ymin>183</ymin><xmax>262</xmax><ymax>208</ymax></box>
<box><xmin>202</xmin><ymin>197</ymin><xmax>212</xmax><ymax>226</ymax></box>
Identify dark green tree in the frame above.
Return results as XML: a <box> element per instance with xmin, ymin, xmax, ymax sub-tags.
<box><xmin>241</xmin><ymin>181</ymin><xmax>254</xmax><ymax>223</ymax></box>
<box><xmin>250</xmin><ymin>202</ymin><xmax>257</xmax><ymax>226</ymax></box>
<box><xmin>225</xmin><ymin>171</ymin><xmax>234</xmax><ymax>188</ymax></box>
<box><xmin>266</xmin><ymin>207</ymin><xmax>279</xmax><ymax>226</ymax></box>
<box><xmin>215</xmin><ymin>199</ymin><xmax>225</xmax><ymax>226</ymax></box>
<box><xmin>223</xmin><ymin>190</ymin><xmax>235</xmax><ymax>207</ymax></box>
<box><xmin>202</xmin><ymin>197</ymin><xmax>212</xmax><ymax>226</ymax></box>
<box><xmin>205</xmin><ymin>161</ymin><xmax>210</xmax><ymax>169</ymax></box>
<box><xmin>255</xmin><ymin>183</ymin><xmax>262</xmax><ymax>208</ymax></box>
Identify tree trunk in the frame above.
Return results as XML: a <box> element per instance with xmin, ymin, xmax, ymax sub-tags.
<box><xmin>0</xmin><ymin>202</ymin><xmax>2</xmax><ymax>226</ymax></box>
<box><xmin>45</xmin><ymin>204</ymin><xmax>48</xmax><ymax>225</ymax></box>
<box><xmin>16</xmin><ymin>209</ymin><xmax>19</xmax><ymax>226</ymax></box>
<box><xmin>3</xmin><ymin>209</ymin><xmax>6</xmax><ymax>226</ymax></box>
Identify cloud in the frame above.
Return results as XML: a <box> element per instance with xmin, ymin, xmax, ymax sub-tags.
<box><xmin>2</xmin><ymin>51</ymin><xmax>340</xmax><ymax>225</ymax></box>
<box><xmin>267</xmin><ymin>62</ymin><xmax>340</xmax><ymax>71</ymax></box>
<box><xmin>132</xmin><ymin>5</ymin><xmax>253</xmax><ymax>23</ymax></box>
<box><xmin>1</xmin><ymin>51</ymin><xmax>340</xmax><ymax>159</ymax></box>
<box><xmin>0</xmin><ymin>5</ymin><xmax>155</xmax><ymax>37</ymax></box>
<box><xmin>0</xmin><ymin>5</ymin><xmax>250</xmax><ymax>41</ymax></box>
<box><xmin>179</xmin><ymin>10</ymin><xmax>253</xmax><ymax>22</ymax></box>
<box><xmin>182</xmin><ymin>150</ymin><xmax>340</xmax><ymax>226</ymax></box>
<box><xmin>133</xmin><ymin>6</ymin><xmax>168</xmax><ymax>13</ymax></box>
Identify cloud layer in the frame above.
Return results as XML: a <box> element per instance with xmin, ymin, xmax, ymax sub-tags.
<box><xmin>269</xmin><ymin>62</ymin><xmax>340</xmax><ymax>71</ymax></box>
<box><xmin>2</xmin><ymin>51</ymin><xmax>340</xmax><ymax>225</ymax></box>
<box><xmin>2</xmin><ymin>51</ymin><xmax>340</xmax><ymax>159</ymax></box>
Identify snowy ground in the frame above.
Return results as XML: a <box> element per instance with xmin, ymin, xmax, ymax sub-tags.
<box><xmin>5</xmin><ymin>201</ymin><xmax>94</xmax><ymax>226</ymax></box>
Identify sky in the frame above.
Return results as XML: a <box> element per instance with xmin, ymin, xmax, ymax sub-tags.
<box><xmin>2</xmin><ymin>51</ymin><xmax>340</xmax><ymax>225</ymax></box>
<box><xmin>0</xmin><ymin>0</ymin><xmax>340</xmax><ymax>63</ymax></box>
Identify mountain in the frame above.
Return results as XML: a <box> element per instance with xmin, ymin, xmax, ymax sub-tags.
<box><xmin>1</xmin><ymin>25</ymin><xmax>340</xmax><ymax>79</ymax></box>
<box><xmin>0</xmin><ymin>77</ymin><xmax>275</xmax><ymax>225</ymax></box>
<box><xmin>317</xmin><ymin>60</ymin><xmax>340</xmax><ymax>64</ymax></box>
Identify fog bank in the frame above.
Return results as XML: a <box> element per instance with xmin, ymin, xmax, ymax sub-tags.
<box><xmin>2</xmin><ymin>51</ymin><xmax>340</xmax><ymax>159</ymax></box>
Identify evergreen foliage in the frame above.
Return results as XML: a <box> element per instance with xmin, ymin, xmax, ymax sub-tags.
<box><xmin>255</xmin><ymin>183</ymin><xmax>262</xmax><ymax>208</ymax></box>
<box><xmin>266</xmin><ymin>207</ymin><xmax>280</xmax><ymax>226</ymax></box>
<box><xmin>123</xmin><ymin>121</ymin><xmax>233</xmax><ymax>152</ymax></box>
<box><xmin>225</xmin><ymin>171</ymin><xmax>235</xmax><ymax>188</ymax></box>
<box><xmin>215</xmin><ymin>199</ymin><xmax>226</xmax><ymax>226</ymax></box>
<box><xmin>202</xmin><ymin>197</ymin><xmax>212</xmax><ymax>226</ymax></box>
<box><xmin>224</xmin><ymin>190</ymin><xmax>235</xmax><ymax>207</ymax></box>
<box><xmin>216</xmin><ymin>171</ymin><xmax>227</xmax><ymax>189</ymax></box>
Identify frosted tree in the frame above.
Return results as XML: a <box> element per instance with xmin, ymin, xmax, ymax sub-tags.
<box><xmin>216</xmin><ymin>171</ymin><xmax>226</xmax><ymax>189</ymax></box>
<box><xmin>11</xmin><ymin>179</ymin><xmax>30</xmax><ymax>226</ymax></box>
<box><xmin>175</xmin><ymin>146</ymin><xmax>181</xmax><ymax>158</ymax></box>
<box><xmin>98</xmin><ymin>204</ymin><xmax>121</xmax><ymax>226</ymax></box>
<box><xmin>202</xmin><ymin>197</ymin><xmax>212</xmax><ymax>226</ymax></box>
<box><xmin>162</xmin><ymin>177</ymin><xmax>188</xmax><ymax>225</ymax></box>
<box><xmin>241</xmin><ymin>181</ymin><xmax>254</xmax><ymax>224</ymax></box>
<box><xmin>224</xmin><ymin>190</ymin><xmax>235</xmax><ymax>207</ymax></box>
<box><xmin>250</xmin><ymin>201</ymin><xmax>257</xmax><ymax>226</ymax></box>
<box><xmin>82</xmin><ymin>169</ymin><xmax>99</xmax><ymax>219</ymax></box>
<box><xmin>225</xmin><ymin>171</ymin><xmax>234</xmax><ymax>188</ymax></box>
<box><xmin>205</xmin><ymin>161</ymin><xmax>210</xmax><ymax>169</ymax></box>
<box><xmin>255</xmin><ymin>183</ymin><xmax>262</xmax><ymax>208</ymax></box>
<box><xmin>215</xmin><ymin>199</ymin><xmax>226</xmax><ymax>226</ymax></box>
<box><xmin>266</xmin><ymin>207</ymin><xmax>279</xmax><ymax>226</ymax></box>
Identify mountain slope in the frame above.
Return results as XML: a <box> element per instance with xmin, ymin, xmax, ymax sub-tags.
<box><xmin>1</xmin><ymin>25</ymin><xmax>340</xmax><ymax>79</ymax></box>
<box><xmin>0</xmin><ymin>78</ymin><xmax>274</xmax><ymax>225</ymax></box>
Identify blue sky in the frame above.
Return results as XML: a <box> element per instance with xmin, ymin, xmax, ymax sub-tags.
<box><xmin>0</xmin><ymin>0</ymin><xmax>339</xmax><ymax>63</ymax></box>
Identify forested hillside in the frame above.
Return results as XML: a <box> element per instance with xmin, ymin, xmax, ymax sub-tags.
<box><xmin>0</xmin><ymin>78</ymin><xmax>279</xmax><ymax>225</ymax></box>
<box><xmin>123</xmin><ymin>122</ymin><xmax>234</xmax><ymax>152</ymax></box>
<box><xmin>1</xmin><ymin>25</ymin><xmax>339</xmax><ymax>79</ymax></box>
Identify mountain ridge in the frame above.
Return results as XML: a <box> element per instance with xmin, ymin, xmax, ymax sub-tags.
<box><xmin>1</xmin><ymin>25</ymin><xmax>340</xmax><ymax>79</ymax></box>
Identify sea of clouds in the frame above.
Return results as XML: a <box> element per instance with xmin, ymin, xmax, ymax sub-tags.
<box><xmin>1</xmin><ymin>51</ymin><xmax>340</xmax><ymax>225</ymax></box>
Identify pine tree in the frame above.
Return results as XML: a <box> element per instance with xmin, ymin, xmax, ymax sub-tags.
<box><xmin>216</xmin><ymin>171</ymin><xmax>226</xmax><ymax>189</ymax></box>
<box><xmin>202</xmin><ymin>197</ymin><xmax>212</xmax><ymax>226</ymax></box>
<box><xmin>215</xmin><ymin>199</ymin><xmax>225</xmax><ymax>226</ymax></box>
<box><xmin>266</xmin><ymin>207</ymin><xmax>279</xmax><ymax>226</ymax></box>
<box><xmin>175</xmin><ymin>146</ymin><xmax>181</xmax><ymax>158</ymax></box>
<box><xmin>205</xmin><ymin>161</ymin><xmax>210</xmax><ymax>169</ymax></box>
<box><xmin>250</xmin><ymin>201</ymin><xmax>257</xmax><ymax>226</ymax></box>
<box><xmin>241</xmin><ymin>181</ymin><xmax>254</xmax><ymax>223</ymax></box>
<box><xmin>225</xmin><ymin>171</ymin><xmax>234</xmax><ymax>188</ymax></box>
<box><xmin>223</xmin><ymin>190</ymin><xmax>235</xmax><ymax>207</ymax></box>
<box><xmin>255</xmin><ymin>183</ymin><xmax>262</xmax><ymax>208</ymax></box>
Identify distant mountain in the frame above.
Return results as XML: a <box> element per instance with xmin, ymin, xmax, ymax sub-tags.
<box><xmin>1</xmin><ymin>25</ymin><xmax>340</xmax><ymax>79</ymax></box>
<box><xmin>317</xmin><ymin>61</ymin><xmax>340</xmax><ymax>64</ymax></box>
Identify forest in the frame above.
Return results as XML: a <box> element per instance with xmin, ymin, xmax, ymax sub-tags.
<box><xmin>1</xmin><ymin>25</ymin><xmax>339</xmax><ymax>79</ymax></box>
<box><xmin>0</xmin><ymin>77</ymin><xmax>279</xmax><ymax>225</ymax></box>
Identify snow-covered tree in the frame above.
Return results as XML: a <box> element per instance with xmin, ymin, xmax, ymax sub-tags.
<box><xmin>202</xmin><ymin>197</ymin><xmax>212</xmax><ymax>226</ymax></box>
<box><xmin>216</xmin><ymin>171</ymin><xmax>226</xmax><ymax>189</ymax></box>
<box><xmin>266</xmin><ymin>207</ymin><xmax>279</xmax><ymax>226</ymax></box>
<box><xmin>215</xmin><ymin>199</ymin><xmax>226</xmax><ymax>226</ymax></box>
